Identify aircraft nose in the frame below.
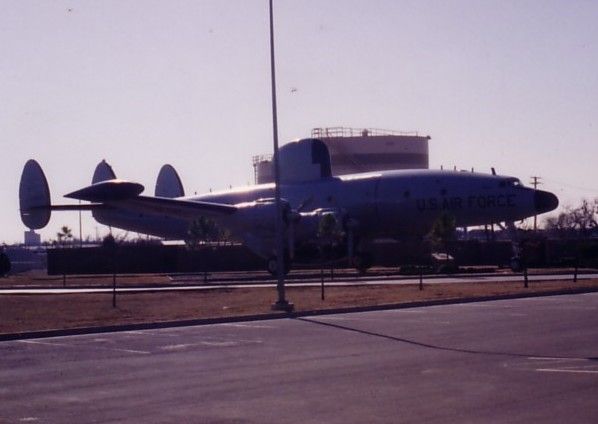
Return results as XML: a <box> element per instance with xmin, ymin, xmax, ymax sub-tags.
<box><xmin>534</xmin><ymin>190</ymin><xmax>559</xmax><ymax>214</ymax></box>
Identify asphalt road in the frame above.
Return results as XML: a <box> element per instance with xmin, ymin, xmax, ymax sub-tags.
<box><xmin>1</xmin><ymin>293</ymin><xmax>598</xmax><ymax>423</ymax></box>
<box><xmin>1</xmin><ymin>272</ymin><xmax>596</xmax><ymax>294</ymax></box>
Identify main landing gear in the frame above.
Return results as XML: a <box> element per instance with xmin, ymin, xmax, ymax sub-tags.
<box><xmin>352</xmin><ymin>252</ymin><xmax>374</xmax><ymax>274</ymax></box>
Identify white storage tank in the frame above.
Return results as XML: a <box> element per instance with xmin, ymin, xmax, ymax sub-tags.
<box><xmin>252</xmin><ymin>155</ymin><xmax>275</xmax><ymax>185</ymax></box>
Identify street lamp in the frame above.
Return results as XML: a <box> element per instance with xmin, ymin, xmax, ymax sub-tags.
<box><xmin>268</xmin><ymin>0</ymin><xmax>293</xmax><ymax>312</ymax></box>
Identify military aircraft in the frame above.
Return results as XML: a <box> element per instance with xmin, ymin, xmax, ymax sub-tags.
<box><xmin>19</xmin><ymin>138</ymin><xmax>558</xmax><ymax>273</ymax></box>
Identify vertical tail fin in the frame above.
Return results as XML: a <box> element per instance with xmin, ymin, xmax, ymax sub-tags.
<box><xmin>91</xmin><ymin>159</ymin><xmax>117</xmax><ymax>222</ymax></box>
<box><xmin>19</xmin><ymin>160</ymin><xmax>51</xmax><ymax>229</ymax></box>
<box><xmin>155</xmin><ymin>164</ymin><xmax>185</xmax><ymax>198</ymax></box>
<box><xmin>92</xmin><ymin>159</ymin><xmax>117</xmax><ymax>184</ymax></box>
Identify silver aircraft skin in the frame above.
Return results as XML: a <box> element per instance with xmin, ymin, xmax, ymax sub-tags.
<box><xmin>19</xmin><ymin>139</ymin><xmax>558</xmax><ymax>271</ymax></box>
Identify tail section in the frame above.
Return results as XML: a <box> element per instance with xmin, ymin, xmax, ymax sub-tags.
<box><xmin>18</xmin><ymin>159</ymin><xmax>191</xmax><ymax>239</ymax></box>
<box><xmin>19</xmin><ymin>160</ymin><xmax>107</xmax><ymax>230</ymax></box>
<box><xmin>155</xmin><ymin>164</ymin><xmax>185</xmax><ymax>198</ymax></box>
<box><xmin>19</xmin><ymin>160</ymin><xmax>51</xmax><ymax>229</ymax></box>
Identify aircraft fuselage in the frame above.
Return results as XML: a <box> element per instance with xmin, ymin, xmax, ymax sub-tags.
<box><xmin>94</xmin><ymin>169</ymin><xmax>557</xmax><ymax>242</ymax></box>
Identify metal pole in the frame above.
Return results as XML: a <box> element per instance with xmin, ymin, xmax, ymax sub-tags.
<box><xmin>78</xmin><ymin>200</ymin><xmax>83</xmax><ymax>247</ymax></box>
<box><xmin>269</xmin><ymin>0</ymin><xmax>293</xmax><ymax>312</ymax></box>
<box><xmin>112</xmin><ymin>273</ymin><xmax>116</xmax><ymax>308</ymax></box>
<box><xmin>112</xmin><ymin>244</ymin><xmax>117</xmax><ymax>307</ymax></box>
<box><xmin>530</xmin><ymin>176</ymin><xmax>541</xmax><ymax>232</ymax></box>
<box><xmin>321</xmin><ymin>267</ymin><xmax>325</xmax><ymax>301</ymax></box>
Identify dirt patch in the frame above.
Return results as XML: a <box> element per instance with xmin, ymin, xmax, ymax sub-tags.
<box><xmin>2</xmin><ymin>277</ymin><xmax>597</xmax><ymax>335</ymax></box>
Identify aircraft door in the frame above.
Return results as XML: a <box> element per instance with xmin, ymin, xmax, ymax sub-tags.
<box><xmin>355</xmin><ymin>178</ymin><xmax>381</xmax><ymax>236</ymax></box>
<box><xmin>375</xmin><ymin>176</ymin><xmax>409</xmax><ymax>237</ymax></box>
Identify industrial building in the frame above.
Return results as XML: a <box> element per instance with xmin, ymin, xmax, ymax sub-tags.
<box><xmin>252</xmin><ymin>127</ymin><xmax>430</xmax><ymax>184</ymax></box>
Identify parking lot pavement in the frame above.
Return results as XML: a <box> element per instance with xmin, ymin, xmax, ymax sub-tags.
<box><xmin>1</xmin><ymin>293</ymin><xmax>598</xmax><ymax>423</ymax></box>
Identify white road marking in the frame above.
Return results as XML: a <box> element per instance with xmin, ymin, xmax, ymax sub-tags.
<box><xmin>524</xmin><ymin>357</ymin><xmax>598</xmax><ymax>374</ymax></box>
<box><xmin>220</xmin><ymin>323</ymin><xmax>274</xmax><ymax>328</ymax></box>
<box><xmin>394</xmin><ymin>310</ymin><xmax>426</xmax><ymax>314</ymax></box>
<box><xmin>553</xmin><ymin>364</ymin><xmax>598</xmax><ymax>370</ymax></box>
<box><xmin>527</xmin><ymin>357</ymin><xmax>587</xmax><ymax>362</ymax></box>
<box><xmin>160</xmin><ymin>338</ymin><xmax>262</xmax><ymax>350</ymax></box>
<box><xmin>314</xmin><ymin>316</ymin><xmax>369</xmax><ymax>321</ymax></box>
<box><xmin>160</xmin><ymin>344</ymin><xmax>190</xmax><ymax>351</ymax></box>
<box><xmin>18</xmin><ymin>339</ymin><xmax>69</xmax><ymax>347</ymax></box>
<box><xmin>18</xmin><ymin>339</ymin><xmax>150</xmax><ymax>355</ymax></box>
<box><xmin>536</xmin><ymin>368</ymin><xmax>598</xmax><ymax>374</ymax></box>
<box><xmin>200</xmin><ymin>341</ymin><xmax>239</xmax><ymax>347</ymax></box>
<box><xmin>111</xmin><ymin>348</ymin><xmax>151</xmax><ymax>355</ymax></box>
<box><xmin>124</xmin><ymin>330</ymin><xmax>181</xmax><ymax>337</ymax></box>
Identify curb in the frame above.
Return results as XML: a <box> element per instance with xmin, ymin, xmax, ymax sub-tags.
<box><xmin>2</xmin><ymin>286</ymin><xmax>598</xmax><ymax>342</ymax></box>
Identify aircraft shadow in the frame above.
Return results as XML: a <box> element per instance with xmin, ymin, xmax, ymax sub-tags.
<box><xmin>296</xmin><ymin>317</ymin><xmax>598</xmax><ymax>361</ymax></box>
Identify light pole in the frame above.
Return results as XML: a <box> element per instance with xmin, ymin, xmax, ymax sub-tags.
<box><xmin>268</xmin><ymin>0</ymin><xmax>293</xmax><ymax>312</ymax></box>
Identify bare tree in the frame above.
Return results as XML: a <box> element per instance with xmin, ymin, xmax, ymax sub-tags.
<box><xmin>428</xmin><ymin>212</ymin><xmax>456</xmax><ymax>260</ymax></box>
<box><xmin>545</xmin><ymin>198</ymin><xmax>597</xmax><ymax>238</ymax></box>
<box><xmin>186</xmin><ymin>216</ymin><xmax>221</xmax><ymax>249</ymax></box>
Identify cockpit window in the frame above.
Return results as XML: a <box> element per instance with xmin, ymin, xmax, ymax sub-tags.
<box><xmin>501</xmin><ymin>178</ymin><xmax>524</xmax><ymax>188</ymax></box>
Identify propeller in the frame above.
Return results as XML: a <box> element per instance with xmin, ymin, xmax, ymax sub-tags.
<box><xmin>344</xmin><ymin>217</ymin><xmax>359</xmax><ymax>261</ymax></box>
<box><xmin>279</xmin><ymin>197</ymin><xmax>358</xmax><ymax>263</ymax></box>
<box><xmin>283</xmin><ymin>195</ymin><xmax>313</xmax><ymax>260</ymax></box>
<box><xmin>285</xmin><ymin>207</ymin><xmax>301</xmax><ymax>259</ymax></box>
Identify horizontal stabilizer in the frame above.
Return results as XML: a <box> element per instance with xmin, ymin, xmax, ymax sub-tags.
<box><xmin>65</xmin><ymin>180</ymin><xmax>144</xmax><ymax>202</ymax></box>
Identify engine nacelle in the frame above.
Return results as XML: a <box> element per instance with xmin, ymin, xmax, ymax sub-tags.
<box><xmin>232</xmin><ymin>198</ymin><xmax>284</xmax><ymax>237</ymax></box>
<box><xmin>225</xmin><ymin>198</ymin><xmax>294</xmax><ymax>259</ymax></box>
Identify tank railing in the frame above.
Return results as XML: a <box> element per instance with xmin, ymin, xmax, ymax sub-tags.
<box><xmin>252</xmin><ymin>154</ymin><xmax>273</xmax><ymax>165</ymax></box>
<box><xmin>311</xmin><ymin>127</ymin><xmax>422</xmax><ymax>138</ymax></box>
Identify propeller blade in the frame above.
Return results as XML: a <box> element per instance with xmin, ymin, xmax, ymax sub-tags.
<box><xmin>347</xmin><ymin>228</ymin><xmax>354</xmax><ymax>260</ymax></box>
<box><xmin>344</xmin><ymin>217</ymin><xmax>358</xmax><ymax>262</ymax></box>
<box><xmin>288</xmin><ymin>219</ymin><xmax>295</xmax><ymax>259</ymax></box>
<box><xmin>284</xmin><ymin>205</ymin><xmax>301</xmax><ymax>260</ymax></box>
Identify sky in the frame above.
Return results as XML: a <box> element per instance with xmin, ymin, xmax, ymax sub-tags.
<box><xmin>1</xmin><ymin>0</ymin><xmax>597</xmax><ymax>244</ymax></box>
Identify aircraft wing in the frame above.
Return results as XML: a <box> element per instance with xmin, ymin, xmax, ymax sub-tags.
<box><xmin>115</xmin><ymin>196</ymin><xmax>237</xmax><ymax>220</ymax></box>
<box><xmin>64</xmin><ymin>179</ymin><xmax>237</xmax><ymax>220</ymax></box>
